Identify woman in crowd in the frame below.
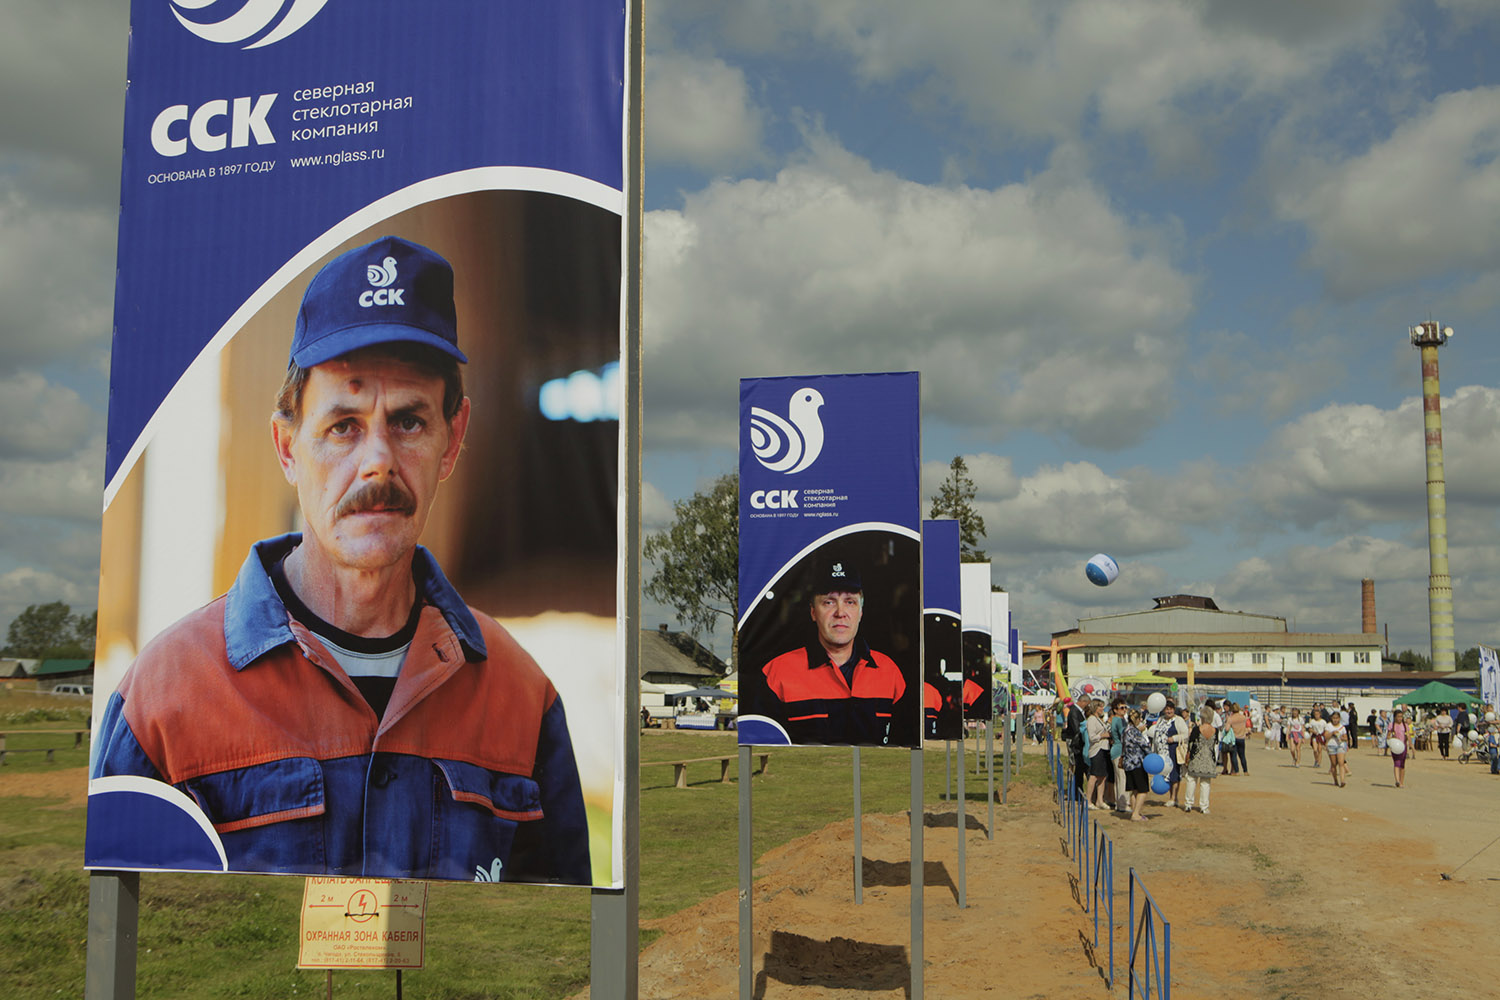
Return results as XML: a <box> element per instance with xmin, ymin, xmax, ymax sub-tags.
<box><xmin>1225</xmin><ymin>701</ymin><xmax>1251</xmax><ymax>774</ymax></box>
<box><xmin>1182</xmin><ymin>707</ymin><xmax>1218</xmax><ymax>814</ymax></box>
<box><xmin>1388</xmin><ymin>709</ymin><xmax>1411</xmax><ymax>788</ymax></box>
<box><xmin>1326</xmin><ymin>710</ymin><xmax>1350</xmax><ymax>787</ymax></box>
<box><xmin>1374</xmin><ymin>709</ymin><xmax>1389</xmax><ymax>753</ymax></box>
<box><xmin>1084</xmin><ymin>699</ymin><xmax>1112</xmax><ymax>809</ymax></box>
<box><xmin>1432</xmin><ymin>708</ymin><xmax>1454</xmax><ymax>759</ymax></box>
<box><xmin>1263</xmin><ymin>705</ymin><xmax>1282</xmax><ymax>750</ymax></box>
<box><xmin>1121</xmin><ymin>709</ymin><xmax>1152</xmax><ymax>821</ymax></box>
<box><xmin>1286</xmin><ymin>708</ymin><xmax>1306</xmax><ymax>766</ymax></box>
<box><xmin>1219</xmin><ymin>701</ymin><xmax>1239</xmax><ymax>775</ymax></box>
<box><xmin>1149</xmin><ymin>701</ymin><xmax>1189</xmax><ymax>810</ymax></box>
<box><xmin>1108</xmin><ymin>699</ymin><xmax>1129</xmax><ymax>813</ymax></box>
<box><xmin>1308</xmin><ymin>708</ymin><xmax>1328</xmax><ymax>769</ymax></box>
<box><xmin>1031</xmin><ymin>704</ymin><xmax>1047</xmax><ymax>744</ymax></box>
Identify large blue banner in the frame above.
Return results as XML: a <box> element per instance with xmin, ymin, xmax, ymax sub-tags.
<box><xmin>88</xmin><ymin>0</ymin><xmax>629</xmax><ymax>888</ymax></box>
<box><xmin>922</xmin><ymin>520</ymin><xmax>962</xmax><ymax>742</ymax></box>
<box><xmin>736</xmin><ymin>373</ymin><xmax>920</xmax><ymax>748</ymax></box>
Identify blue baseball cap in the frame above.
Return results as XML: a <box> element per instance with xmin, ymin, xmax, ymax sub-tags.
<box><xmin>812</xmin><ymin>560</ymin><xmax>863</xmax><ymax>595</ymax></box>
<box><xmin>290</xmin><ymin>235</ymin><xmax>468</xmax><ymax>368</ymax></box>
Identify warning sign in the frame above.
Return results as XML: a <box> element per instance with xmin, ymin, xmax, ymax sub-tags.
<box><xmin>297</xmin><ymin>878</ymin><xmax>428</xmax><ymax>969</ymax></box>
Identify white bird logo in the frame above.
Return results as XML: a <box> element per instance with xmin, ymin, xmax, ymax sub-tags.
<box><xmin>750</xmin><ymin>387</ymin><xmax>825</xmax><ymax>474</ymax></box>
<box><xmin>170</xmin><ymin>0</ymin><xmax>333</xmax><ymax>50</ymax></box>
<box><xmin>366</xmin><ymin>256</ymin><xmax>398</xmax><ymax>288</ymax></box>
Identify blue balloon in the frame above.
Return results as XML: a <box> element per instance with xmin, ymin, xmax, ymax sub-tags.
<box><xmin>1143</xmin><ymin>752</ymin><xmax>1165</xmax><ymax>775</ymax></box>
<box><xmin>1085</xmin><ymin>553</ymin><xmax>1119</xmax><ymax>587</ymax></box>
<box><xmin>1151</xmin><ymin>775</ymin><xmax>1170</xmax><ymax>795</ymax></box>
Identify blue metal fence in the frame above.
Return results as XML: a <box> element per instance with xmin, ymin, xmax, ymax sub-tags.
<box><xmin>1128</xmin><ymin>867</ymin><xmax>1171</xmax><ymax>999</ymax></box>
<box><xmin>1093</xmin><ymin>823</ymin><xmax>1115</xmax><ymax>988</ymax></box>
<box><xmin>1048</xmin><ymin>736</ymin><xmax>1166</xmax><ymax>995</ymax></box>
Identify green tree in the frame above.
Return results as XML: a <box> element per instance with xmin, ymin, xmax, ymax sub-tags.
<box><xmin>1393</xmin><ymin>649</ymin><xmax>1432</xmax><ymax>672</ymax></box>
<box><xmin>929</xmin><ymin>455</ymin><xmax>987</xmax><ymax>561</ymax></box>
<box><xmin>3</xmin><ymin>601</ymin><xmax>95</xmax><ymax>659</ymax></box>
<box><xmin>643</xmin><ymin>474</ymin><xmax>739</xmax><ymax>667</ymax></box>
<box><xmin>73</xmin><ymin>610</ymin><xmax>98</xmax><ymax>650</ymax></box>
<box><xmin>1458</xmin><ymin>646</ymin><xmax>1481</xmax><ymax>672</ymax></box>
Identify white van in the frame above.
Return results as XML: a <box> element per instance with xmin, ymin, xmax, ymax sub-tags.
<box><xmin>51</xmin><ymin>683</ymin><xmax>92</xmax><ymax>696</ymax></box>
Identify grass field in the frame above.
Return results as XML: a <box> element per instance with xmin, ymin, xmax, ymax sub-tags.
<box><xmin>0</xmin><ymin>695</ymin><xmax>1040</xmax><ymax>999</ymax></box>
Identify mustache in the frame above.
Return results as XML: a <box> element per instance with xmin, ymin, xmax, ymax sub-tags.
<box><xmin>335</xmin><ymin>480</ymin><xmax>417</xmax><ymax>519</ymax></box>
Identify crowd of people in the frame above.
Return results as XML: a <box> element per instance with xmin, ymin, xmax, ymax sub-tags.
<box><xmin>1052</xmin><ymin>692</ymin><xmax>1500</xmax><ymax>815</ymax></box>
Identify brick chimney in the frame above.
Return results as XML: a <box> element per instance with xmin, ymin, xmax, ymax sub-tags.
<box><xmin>1361</xmin><ymin>579</ymin><xmax>1376</xmax><ymax>634</ymax></box>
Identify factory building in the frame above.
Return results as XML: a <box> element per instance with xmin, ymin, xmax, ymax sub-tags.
<box><xmin>1028</xmin><ymin>590</ymin><xmax>1473</xmax><ymax>711</ymax></box>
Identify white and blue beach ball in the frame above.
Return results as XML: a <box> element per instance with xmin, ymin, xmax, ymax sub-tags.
<box><xmin>1085</xmin><ymin>553</ymin><xmax>1120</xmax><ymax>587</ymax></box>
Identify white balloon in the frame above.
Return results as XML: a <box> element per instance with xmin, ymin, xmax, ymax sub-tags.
<box><xmin>1487</xmin><ymin>712</ymin><xmax>1496</xmax><ymax>723</ymax></box>
<box><xmin>1388</xmin><ymin>738</ymin><xmax>1405</xmax><ymax>755</ymax></box>
<box><xmin>1085</xmin><ymin>553</ymin><xmax>1119</xmax><ymax>587</ymax></box>
<box><xmin>1469</xmin><ymin>730</ymin><xmax>1481</xmax><ymax>742</ymax></box>
<box><xmin>1146</xmin><ymin>692</ymin><xmax>1167</xmax><ymax>714</ymax></box>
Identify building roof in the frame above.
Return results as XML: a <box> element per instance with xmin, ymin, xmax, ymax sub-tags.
<box><xmin>638</xmin><ymin>628</ymin><xmax>723</xmax><ymax>681</ymax></box>
<box><xmin>0</xmin><ymin>658</ymin><xmax>36</xmax><ymax>678</ymax></box>
<box><xmin>1153</xmin><ymin>594</ymin><xmax>1220</xmax><ymax>610</ymax></box>
<box><xmin>32</xmin><ymin>658</ymin><xmax>93</xmax><ymax>676</ymax></box>
<box><xmin>1077</xmin><ymin>606</ymin><xmax>1288</xmax><ymax>635</ymax></box>
<box><xmin>1052</xmin><ymin>631</ymin><xmax>1383</xmax><ymax>649</ymax></box>
<box><xmin>1157</xmin><ymin>670</ymin><xmax>1472</xmax><ymax>685</ymax></box>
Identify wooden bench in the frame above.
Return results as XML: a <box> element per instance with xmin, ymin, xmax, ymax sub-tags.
<box><xmin>644</xmin><ymin>753</ymin><xmax>770</xmax><ymax>789</ymax></box>
<box><xmin>0</xmin><ymin>729</ymin><xmax>89</xmax><ymax>765</ymax></box>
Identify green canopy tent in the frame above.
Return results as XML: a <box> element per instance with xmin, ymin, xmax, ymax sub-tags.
<box><xmin>1112</xmin><ymin>670</ymin><xmax>1179</xmax><ymax>688</ymax></box>
<box><xmin>1393</xmin><ymin>680</ymin><xmax>1481</xmax><ymax>707</ymax></box>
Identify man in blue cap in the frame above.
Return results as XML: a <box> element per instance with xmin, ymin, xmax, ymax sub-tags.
<box><xmin>760</xmin><ymin>560</ymin><xmax>909</xmax><ymax>745</ymax></box>
<box><xmin>93</xmin><ymin>236</ymin><xmax>591</xmax><ymax>885</ymax></box>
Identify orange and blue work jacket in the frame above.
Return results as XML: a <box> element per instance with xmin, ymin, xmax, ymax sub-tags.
<box><xmin>762</xmin><ymin>640</ymin><xmax>907</xmax><ymax>745</ymax></box>
<box><xmin>91</xmin><ymin>534</ymin><xmax>591</xmax><ymax>884</ymax></box>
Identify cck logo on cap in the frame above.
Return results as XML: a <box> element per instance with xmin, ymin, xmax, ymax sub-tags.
<box><xmin>291</xmin><ymin>235</ymin><xmax>467</xmax><ymax>369</ymax></box>
<box><xmin>812</xmin><ymin>560</ymin><xmax>862</xmax><ymax>595</ymax></box>
<box><xmin>360</xmin><ymin>255</ymin><xmax>404</xmax><ymax>306</ymax></box>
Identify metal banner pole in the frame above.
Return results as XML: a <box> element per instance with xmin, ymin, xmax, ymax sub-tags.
<box><xmin>739</xmin><ymin>746</ymin><xmax>753</xmax><ymax>1000</ymax></box>
<box><xmin>1001</xmin><ymin>697</ymin><xmax>1009</xmax><ymax>811</ymax></box>
<box><xmin>958</xmin><ymin>724</ymin><xmax>966</xmax><ymax>908</ymax></box>
<box><xmin>944</xmin><ymin>740</ymin><xmax>952</xmax><ymax>800</ymax></box>
<box><xmin>590</xmin><ymin>3</ymin><xmax>643</xmax><ymax>996</ymax></box>
<box><xmin>85</xmin><ymin>871</ymin><xmax>139</xmax><ymax>1000</ymax></box>
<box><xmin>853</xmin><ymin>747</ymin><xmax>863</xmax><ymax>903</ymax></box>
<box><xmin>910</xmin><ymin>748</ymin><xmax>924</xmax><ymax>1000</ymax></box>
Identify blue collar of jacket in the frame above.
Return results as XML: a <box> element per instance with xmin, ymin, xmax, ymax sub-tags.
<box><xmin>222</xmin><ymin>532</ymin><xmax>487</xmax><ymax>671</ymax></box>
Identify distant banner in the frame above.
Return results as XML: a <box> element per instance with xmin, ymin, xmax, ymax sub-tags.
<box><xmin>737</xmin><ymin>373</ymin><xmax>920</xmax><ymax>748</ymax></box>
<box><xmin>86</xmin><ymin>0</ymin><xmax>629</xmax><ymax>888</ymax></box>
<box><xmin>960</xmin><ymin>563</ymin><xmax>993</xmax><ymax>722</ymax></box>
<box><xmin>1480</xmin><ymin>645</ymin><xmax>1500</xmax><ymax>710</ymax></box>
<box><xmin>922</xmin><ymin>520</ymin><xmax>962</xmax><ymax>742</ymax></box>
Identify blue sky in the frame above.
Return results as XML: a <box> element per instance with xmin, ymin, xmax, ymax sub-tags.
<box><xmin>3</xmin><ymin>1</ymin><xmax>1499</xmax><ymax>664</ymax></box>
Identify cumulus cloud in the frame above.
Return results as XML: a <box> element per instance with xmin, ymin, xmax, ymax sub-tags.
<box><xmin>0</xmin><ymin>434</ymin><xmax>105</xmax><ymax>521</ymax></box>
<box><xmin>641</xmin><ymin>479</ymin><xmax>674</xmax><ymax>533</ymax></box>
<box><xmin>1247</xmin><ymin>385</ymin><xmax>1500</xmax><ymax>529</ymax></box>
<box><xmin>660</xmin><ymin>0</ymin><xmax>1397</xmax><ymax>164</ymax></box>
<box><xmin>0</xmin><ymin>2</ymin><xmax>124</xmax><ymax>371</ymax></box>
<box><xmin>0</xmin><ymin>371</ymin><xmax>96</xmax><ymax>459</ymax></box>
<box><xmin>644</xmin><ymin>132</ymin><xmax>1191</xmax><ymax>451</ymax></box>
<box><xmin>0</xmin><ymin>565</ymin><xmax>93</xmax><ymax>630</ymax></box>
<box><xmin>646</xmin><ymin>51</ymin><xmax>767</xmax><ymax>171</ymax></box>
<box><xmin>1274</xmin><ymin>87</ymin><xmax>1500</xmax><ymax>297</ymax></box>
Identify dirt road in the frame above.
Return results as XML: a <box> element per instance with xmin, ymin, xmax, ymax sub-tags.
<box><xmin>607</xmin><ymin>740</ymin><xmax>1500</xmax><ymax>998</ymax></box>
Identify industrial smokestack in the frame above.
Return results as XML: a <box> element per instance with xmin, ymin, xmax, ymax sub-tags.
<box><xmin>1410</xmin><ymin>321</ymin><xmax>1456</xmax><ymax>672</ymax></box>
<box><xmin>1361</xmin><ymin>578</ymin><xmax>1376</xmax><ymax>634</ymax></box>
